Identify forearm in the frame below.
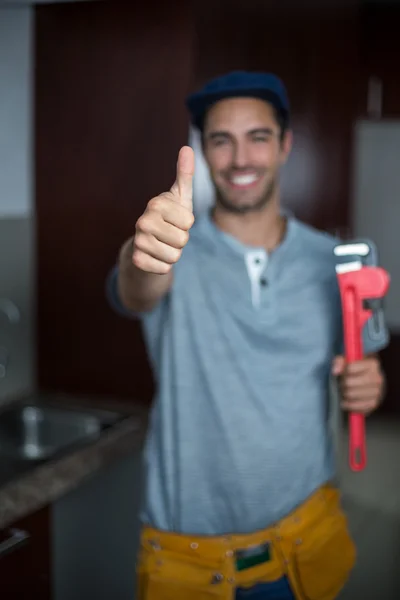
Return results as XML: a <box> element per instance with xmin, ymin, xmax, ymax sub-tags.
<box><xmin>117</xmin><ymin>237</ymin><xmax>173</xmax><ymax>312</ymax></box>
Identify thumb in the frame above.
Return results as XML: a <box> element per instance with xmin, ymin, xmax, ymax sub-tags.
<box><xmin>171</xmin><ymin>146</ymin><xmax>194</xmax><ymax>211</ymax></box>
<box><xmin>332</xmin><ymin>355</ymin><xmax>346</xmax><ymax>376</ymax></box>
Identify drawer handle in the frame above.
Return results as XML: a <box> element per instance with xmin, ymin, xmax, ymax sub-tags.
<box><xmin>0</xmin><ymin>528</ymin><xmax>30</xmax><ymax>558</ymax></box>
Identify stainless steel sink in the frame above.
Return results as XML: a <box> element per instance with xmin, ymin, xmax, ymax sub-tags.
<box><xmin>0</xmin><ymin>403</ymin><xmax>123</xmax><ymax>462</ymax></box>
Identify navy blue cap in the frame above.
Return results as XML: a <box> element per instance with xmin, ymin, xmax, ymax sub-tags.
<box><xmin>186</xmin><ymin>70</ymin><xmax>290</xmax><ymax>131</ymax></box>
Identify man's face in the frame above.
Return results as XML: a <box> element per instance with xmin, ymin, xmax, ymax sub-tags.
<box><xmin>202</xmin><ymin>97</ymin><xmax>292</xmax><ymax>214</ymax></box>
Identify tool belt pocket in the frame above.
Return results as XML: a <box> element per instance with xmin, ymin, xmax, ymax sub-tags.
<box><xmin>292</xmin><ymin>508</ymin><xmax>356</xmax><ymax>600</ymax></box>
<box><xmin>137</xmin><ymin>549</ymin><xmax>234</xmax><ymax>600</ymax></box>
<box><xmin>234</xmin><ymin>542</ymin><xmax>285</xmax><ymax>589</ymax></box>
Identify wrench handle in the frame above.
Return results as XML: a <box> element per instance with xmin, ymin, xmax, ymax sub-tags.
<box><xmin>349</xmin><ymin>413</ymin><xmax>366</xmax><ymax>471</ymax></box>
<box><xmin>342</xmin><ymin>284</ymin><xmax>367</xmax><ymax>471</ymax></box>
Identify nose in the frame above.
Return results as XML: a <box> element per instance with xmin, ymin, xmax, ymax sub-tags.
<box><xmin>232</xmin><ymin>140</ymin><xmax>250</xmax><ymax>169</ymax></box>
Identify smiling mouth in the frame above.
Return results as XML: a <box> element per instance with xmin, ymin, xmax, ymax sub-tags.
<box><xmin>228</xmin><ymin>173</ymin><xmax>260</xmax><ymax>189</ymax></box>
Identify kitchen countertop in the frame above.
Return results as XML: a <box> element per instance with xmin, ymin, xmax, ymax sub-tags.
<box><xmin>0</xmin><ymin>393</ymin><xmax>148</xmax><ymax>530</ymax></box>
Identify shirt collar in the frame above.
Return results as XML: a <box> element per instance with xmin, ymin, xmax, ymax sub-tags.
<box><xmin>195</xmin><ymin>207</ymin><xmax>299</xmax><ymax>260</ymax></box>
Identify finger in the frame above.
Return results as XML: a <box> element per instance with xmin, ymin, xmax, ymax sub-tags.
<box><xmin>132</xmin><ymin>249</ymin><xmax>173</xmax><ymax>275</ymax></box>
<box><xmin>332</xmin><ymin>355</ymin><xmax>346</xmax><ymax>376</ymax></box>
<box><xmin>341</xmin><ymin>373</ymin><xmax>380</xmax><ymax>393</ymax></box>
<box><xmin>171</xmin><ymin>146</ymin><xmax>194</xmax><ymax>210</ymax></box>
<box><xmin>341</xmin><ymin>387</ymin><xmax>381</xmax><ymax>403</ymax></box>
<box><xmin>146</xmin><ymin>196</ymin><xmax>194</xmax><ymax>231</ymax></box>
<box><xmin>345</xmin><ymin>359</ymin><xmax>377</xmax><ymax>376</ymax></box>
<box><xmin>137</xmin><ymin>211</ymin><xmax>189</xmax><ymax>248</ymax></box>
<box><xmin>342</xmin><ymin>367</ymin><xmax>383</xmax><ymax>391</ymax></box>
<box><xmin>153</xmin><ymin>221</ymin><xmax>189</xmax><ymax>249</ymax></box>
<box><xmin>341</xmin><ymin>399</ymin><xmax>378</xmax><ymax>414</ymax></box>
<box><xmin>134</xmin><ymin>233</ymin><xmax>182</xmax><ymax>265</ymax></box>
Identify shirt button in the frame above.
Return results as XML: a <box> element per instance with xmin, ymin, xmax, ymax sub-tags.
<box><xmin>260</xmin><ymin>278</ymin><xmax>268</xmax><ymax>286</ymax></box>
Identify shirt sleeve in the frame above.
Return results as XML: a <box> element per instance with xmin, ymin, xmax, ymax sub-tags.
<box><xmin>105</xmin><ymin>265</ymin><xmax>138</xmax><ymax>320</ymax></box>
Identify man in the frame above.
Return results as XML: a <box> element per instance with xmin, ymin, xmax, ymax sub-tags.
<box><xmin>107</xmin><ymin>71</ymin><xmax>387</xmax><ymax>600</ymax></box>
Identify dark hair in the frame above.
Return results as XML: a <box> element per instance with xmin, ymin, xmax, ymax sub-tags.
<box><xmin>272</xmin><ymin>106</ymin><xmax>289</xmax><ymax>141</ymax></box>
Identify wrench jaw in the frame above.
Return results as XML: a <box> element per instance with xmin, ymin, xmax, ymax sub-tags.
<box><xmin>333</xmin><ymin>240</ymin><xmax>372</xmax><ymax>263</ymax></box>
<box><xmin>334</xmin><ymin>239</ymin><xmax>387</xmax><ymax>344</ymax></box>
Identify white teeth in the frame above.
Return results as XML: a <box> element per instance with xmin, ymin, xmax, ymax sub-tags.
<box><xmin>231</xmin><ymin>174</ymin><xmax>258</xmax><ymax>186</ymax></box>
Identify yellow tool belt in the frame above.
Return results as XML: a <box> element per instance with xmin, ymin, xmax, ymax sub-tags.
<box><xmin>136</xmin><ymin>484</ymin><xmax>356</xmax><ymax>600</ymax></box>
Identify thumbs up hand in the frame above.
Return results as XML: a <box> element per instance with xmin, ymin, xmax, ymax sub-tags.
<box><xmin>133</xmin><ymin>146</ymin><xmax>195</xmax><ymax>274</ymax></box>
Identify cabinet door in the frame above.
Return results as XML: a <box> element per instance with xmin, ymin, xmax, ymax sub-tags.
<box><xmin>0</xmin><ymin>506</ymin><xmax>51</xmax><ymax>600</ymax></box>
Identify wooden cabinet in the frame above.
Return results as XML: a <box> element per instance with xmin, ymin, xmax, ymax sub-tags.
<box><xmin>0</xmin><ymin>506</ymin><xmax>51</xmax><ymax>600</ymax></box>
<box><xmin>359</xmin><ymin>4</ymin><xmax>400</xmax><ymax>119</ymax></box>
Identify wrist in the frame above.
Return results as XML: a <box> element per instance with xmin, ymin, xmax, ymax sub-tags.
<box><xmin>118</xmin><ymin>237</ymin><xmax>134</xmax><ymax>271</ymax></box>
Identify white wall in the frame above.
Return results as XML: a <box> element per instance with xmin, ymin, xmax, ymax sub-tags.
<box><xmin>0</xmin><ymin>7</ymin><xmax>33</xmax><ymax>217</ymax></box>
<box><xmin>0</xmin><ymin>6</ymin><xmax>35</xmax><ymax>401</ymax></box>
<box><xmin>352</xmin><ymin>120</ymin><xmax>400</xmax><ymax>332</ymax></box>
<box><xmin>188</xmin><ymin>126</ymin><xmax>215</xmax><ymax>216</ymax></box>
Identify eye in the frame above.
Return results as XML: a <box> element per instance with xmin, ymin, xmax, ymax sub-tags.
<box><xmin>212</xmin><ymin>137</ymin><xmax>229</xmax><ymax>147</ymax></box>
<box><xmin>252</xmin><ymin>134</ymin><xmax>269</xmax><ymax>143</ymax></box>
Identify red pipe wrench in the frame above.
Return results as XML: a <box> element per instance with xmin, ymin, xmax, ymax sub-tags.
<box><xmin>334</xmin><ymin>242</ymin><xmax>390</xmax><ymax>472</ymax></box>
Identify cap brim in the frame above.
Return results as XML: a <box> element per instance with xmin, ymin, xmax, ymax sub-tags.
<box><xmin>186</xmin><ymin>88</ymin><xmax>289</xmax><ymax>131</ymax></box>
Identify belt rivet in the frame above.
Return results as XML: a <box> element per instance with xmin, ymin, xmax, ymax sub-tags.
<box><xmin>190</xmin><ymin>542</ymin><xmax>199</xmax><ymax>550</ymax></box>
<box><xmin>149</xmin><ymin>539</ymin><xmax>161</xmax><ymax>551</ymax></box>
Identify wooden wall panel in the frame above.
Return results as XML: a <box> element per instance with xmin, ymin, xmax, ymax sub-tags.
<box><xmin>35</xmin><ymin>0</ymin><xmax>194</xmax><ymax>402</ymax></box>
<box><xmin>192</xmin><ymin>4</ymin><xmax>360</xmax><ymax>232</ymax></box>
<box><xmin>37</xmin><ymin>0</ymin><xmax>399</xmax><ymax>415</ymax></box>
